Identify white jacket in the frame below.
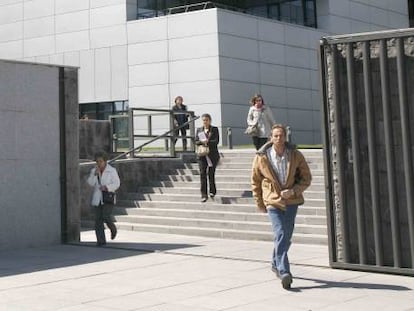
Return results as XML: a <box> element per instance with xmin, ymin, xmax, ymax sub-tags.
<box><xmin>87</xmin><ymin>164</ymin><xmax>120</xmax><ymax>206</ymax></box>
<box><xmin>247</xmin><ymin>106</ymin><xmax>275</xmax><ymax>138</ymax></box>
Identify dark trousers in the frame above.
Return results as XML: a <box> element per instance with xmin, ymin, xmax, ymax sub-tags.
<box><xmin>199</xmin><ymin>157</ymin><xmax>217</xmax><ymax>198</ymax></box>
<box><xmin>253</xmin><ymin>136</ymin><xmax>268</xmax><ymax>150</ymax></box>
<box><xmin>94</xmin><ymin>203</ymin><xmax>116</xmax><ymax>244</ymax></box>
<box><xmin>174</xmin><ymin>127</ymin><xmax>187</xmax><ymax>150</ymax></box>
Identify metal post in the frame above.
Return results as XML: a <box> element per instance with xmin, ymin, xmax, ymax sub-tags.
<box><xmin>147</xmin><ymin>115</ymin><xmax>152</xmax><ymax>136</ymax></box>
<box><xmin>189</xmin><ymin>111</ymin><xmax>196</xmax><ymax>152</ymax></box>
<box><xmin>362</xmin><ymin>41</ymin><xmax>384</xmax><ymax>266</ymax></box>
<box><xmin>128</xmin><ymin>109</ymin><xmax>134</xmax><ymax>158</ymax></box>
<box><xmin>396</xmin><ymin>37</ymin><xmax>414</xmax><ymax>268</ymax></box>
<box><xmin>346</xmin><ymin>42</ymin><xmax>367</xmax><ymax>264</ymax></box>
<box><xmin>379</xmin><ymin>39</ymin><xmax>401</xmax><ymax>268</ymax></box>
<box><xmin>169</xmin><ymin>111</ymin><xmax>176</xmax><ymax>157</ymax></box>
<box><xmin>331</xmin><ymin>44</ymin><xmax>350</xmax><ymax>263</ymax></box>
<box><xmin>227</xmin><ymin>127</ymin><xmax>233</xmax><ymax>149</ymax></box>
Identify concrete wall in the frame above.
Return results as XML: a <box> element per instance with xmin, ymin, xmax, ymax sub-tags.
<box><xmin>0</xmin><ymin>0</ymin><xmax>128</xmax><ymax>104</ymax></box>
<box><xmin>0</xmin><ymin>59</ymin><xmax>79</xmax><ymax>250</ymax></box>
<box><xmin>79</xmin><ymin>120</ymin><xmax>111</xmax><ymax>160</ymax></box>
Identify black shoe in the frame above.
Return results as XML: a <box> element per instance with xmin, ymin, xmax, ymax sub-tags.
<box><xmin>209</xmin><ymin>193</ymin><xmax>215</xmax><ymax>198</ymax></box>
<box><xmin>111</xmin><ymin>227</ymin><xmax>117</xmax><ymax>240</ymax></box>
<box><xmin>201</xmin><ymin>197</ymin><xmax>208</xmax><ymax>202</ymax></box>
<box><xmin>281</xmin><ymin>273</ymin><xmax>292</xmax><ymax>290</ymax></box>
<box><xmin>97</xmin><ymin>241</ymin><xmax>106</xmax><ymax>247</ymax></box>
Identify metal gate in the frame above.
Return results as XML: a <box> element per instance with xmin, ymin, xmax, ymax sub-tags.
<box><xmin>320</xmin><ymin>29</ymin><xmax>414</xmax><ymax>275</ymax></box>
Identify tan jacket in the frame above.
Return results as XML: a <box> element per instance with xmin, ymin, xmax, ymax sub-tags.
<box><xmin>251</xmin><ymin>142</ymin><xmax>312</xmax><ymax>212</ymax></box>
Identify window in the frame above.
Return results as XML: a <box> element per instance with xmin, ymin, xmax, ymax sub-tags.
<box><xmin>129</xmin><ymin>0</ymin><xmax>317</xmax><ymax>28</ymax></box>
<box><xmin>79</xmin><ymin>101</ymin><xmax>129</xmax><ymax>120</ymax></box>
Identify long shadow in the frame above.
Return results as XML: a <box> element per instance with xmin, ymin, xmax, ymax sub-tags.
<box><xmin>0</xmin><ymin>241</ymin><xmax>201</xmax><ymax>278</ymax></box>
<box><xmin>288</xmin><ymin>276</ymin><xmax>412</xmax><ymax>292</ymax></box>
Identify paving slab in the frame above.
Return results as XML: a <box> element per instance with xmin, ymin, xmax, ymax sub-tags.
<box><xmin>0</xmin><ymin>230</ymin><xmax>413</xmax><ymax>311</ymax></box>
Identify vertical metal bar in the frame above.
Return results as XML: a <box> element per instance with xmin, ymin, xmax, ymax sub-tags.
<box><xmin>319</xmin><ymin>41</ymin><xmax>338</xmax><ymax>264</ymax></box>
<box><xmin>189</xmin><ymin>111</ymin><xmax>196</xmax><ymax>152</ymax></box>
<box><xmin>379</xmin><ymin>39</ymin><xmax>401</xmax><ymax>267</ymax></box>
<box><xmin>147</xmin><ymin>115</ymin><xmax>152</xmax><ymax>136</ymax></box>
<box><xmin>169</xmin><ymin>110</ymin><xmax>176</xmax><ymax>157</ymax></box>
<box><xmin>346</xmin><ymin>42</ymin><xmax>367</xmax><ymax>264</ymax></box>
<box><xmin>396</xmin><ymin>37</ymin><xmax>414</xmax><ymax>268</ymax></box>
<box><xmin>362</xmin><ymin>41</ymin><xmax>384</xmax><ymax>266</ymax></box>
<box><xmin>331</xmin><ymin>44</ymin><xmax>350</xmax><ymax>263</ymax></box>
<box><xmin>128</xmin><ymin>109</ymin><xmax>134</xmax><ymax>157</ymax></box>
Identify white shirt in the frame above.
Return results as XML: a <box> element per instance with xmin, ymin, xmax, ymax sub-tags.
<box><xmin>267</xmin><ymin>146</ymin><xmax>288</xmax><ymax>186</ymax></box>
<box><xmin>87</xmin><ymin>164</ymin><xmax>120</xmax><ymax>206</ymax></box>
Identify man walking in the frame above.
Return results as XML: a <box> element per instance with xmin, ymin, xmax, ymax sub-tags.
<box><xmin>251</xmin><ymin>124</ymin><xmax>312</xmax><ymax>289</ymax></box>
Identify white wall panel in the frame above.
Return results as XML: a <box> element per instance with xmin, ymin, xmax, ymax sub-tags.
<box><xmin>218</xmin><ymin>34</ymin><xmax>258</xmax><ymax>62</ymax></box>
<box><xmin>129</xmin><ymin>84</ymin><xmax>169</xmax><ymax>107</ymax></box>
<box><xmin>261</xmin><ymin>85</ymin><xmax>288</xmax><ymax>108</ymax></box>
<box><xmin>169</xmin><ymin>80</ymin><xmax>221</xmax><ymax>105</ymax></box>
<box><xmin>90</xmin><ymin>4</ymin><xmax>125</xmax><ymax>29</ymax></box>
<box><xmin>24</xmin><ymin>35</ymin><xmax>54</xmax><ymax>57</ymax></box>
<box><xmin>169</xmin><ymin>33</ymin><xmax>218</xmax><ymax>61</ymax></box>
<box><xmin>286</xmin><ymin>88</ymin><xmax>312</xmax><ymax>109</ymax></box>
<box><xmin>55</xmin><ymin>0</ymin><xmax>89</xmax><ymax>14</ymax></box>
<box><xmin>128</xmin><ymin>41</ymin><xmax>168</xmax><ymax>65</ymax></box>
<box><xmin>0</xmin><ymin>21</ymin><xmax>22</xmax><ymax>42</ymax></box>
<box><xmin>129</xmin><ymin>62</ymin><xmax>168</xmax><ymax>87</ymax></box>
<box><xmin>90</xmin><ymin>25</ymin><xmax>127</xmax><ymax>48</ymax></box>
<box><xmin>284</xmin><ymin>25</ymin><xmax>310</xmax><ymax>48</ymax></box>
<box><xmin>286</xmin><ymin>67</ymin><xmax>311</xmax><ymax>89</ymax></box>
<box><xmin>56</xmin><ymin>30</ymin><xmax>89</xmax><ymax>53</ymax></box>
<box><xmin>64</xmin><ymin>51</ymin><xmax>80</xmax><ymax>67</ymax></box>
<box><xmin>24</xmin><ymin>16</ymin><xmax>54</xmax><ymax>39</ymax></box>
<box><xmin>0</xmin><ymin>3</ymin><xmax>23</xmax><ymax>25</ymax></box>
<box><xmin>219</xmin><ymin>57</ymin><xmax>258</xmax><ymax>84</ymax></box>
<box><xmin>285</xmin><ymin>46</ymin><xmax>311</xmax><ymax>69</ymax></box>
<box><xmin>56</xmin><ymin>11</ymin><xmax>89</xmax><ymax>34</ymax></box>
<box><xmin>95</xmin><ymin>48</ymin><xmax>111</xmax><ymax>101</ymax></box>
<box><xmin>168</xmin><ymin>10</ymin><xmax>218</xmax><ymax>38</ymax></box>
<box><xmin>49</xmin><ymin>53</ymin><xmax>64</xmax><ymax>65</ymax></box>
<box><xmin>220</xmin><ymin>80</ymin><xmax>259</xmax><ymax>105</ymax></box>
<box><xmin>259</xmin><ymin>63</ymin><xmax>286</xmax><ymax>87</ymax></box>
<box><xmin>79</xmin><ymin>49</ymin><xmax>95</xmax><ymax>102</ymax></box>
<box><xmin>258</xmin><ymin>19</ymin><xmax>285</xmax><ymax>43</ymax></box>
<box><xmin>90</xmin><ymin>0</ymin><xmax>125</xmax><ymax>8</ymax></box>
<box><xmin>23</xmin><ymin>0</ymin><xmax>54</xmax><ymax>19</ymax></box>
<box><xmin>170</xmin><ymin>57</ymin><xmax>220</xmax><ymax>83</ymax></box>
<box><xmin>369</xmin><ymin>7</ymin><xmax>389</xmax><ymax>27</ymax></box>
<box><xmin>217</xmin><ymin>9</ymin><xmax>257</xmax><ymax>39</ymax></box>
<box><xmin>287</xmin><ymin>109</ymin><xmax>314</xmax><ymax>131</ymax></box>
<box><xmin>111</xmin><ymin>45</ymin><xmax>128</xmax><ymax>100</ymax></box>
<box><xmin>259</xmin><ymin>41</ymin><xmax>285</xmax><ymax>65</ymax></box>
<box><xmin>127</xmin><ymin>18</ymin><xmax>167</xmax><ymax>43</ymax></box>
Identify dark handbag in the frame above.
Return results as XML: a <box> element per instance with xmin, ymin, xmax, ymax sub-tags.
<box><xmin>102</xmin><ymin>191</ymin><xmax>116</xmax><ymax>205</ymax></box>
<box><xmin>244</xmin><ymin>124</ymin><xmax>259</xmax><ymax>136</ymax></box>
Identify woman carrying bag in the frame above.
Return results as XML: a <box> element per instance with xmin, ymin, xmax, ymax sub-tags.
<box><xmin>195</xmin><ymin>113</ymin><xmax>220</xmax><ymax>202</ymax></box>
<box><xmin>246</xmin><ymin>94</ymin><xmax>275</xmax><ymax>150</ymax></box>
<box><xmin>87</xmin><ymin>151</ymin><xmax>120</xmax><ymax>246</ymax></box>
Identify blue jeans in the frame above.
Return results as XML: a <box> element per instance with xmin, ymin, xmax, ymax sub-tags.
<box><xmin>268</xmin><ymin>205</ymin><xmax>298</xmax><ymax>276</ymax></box>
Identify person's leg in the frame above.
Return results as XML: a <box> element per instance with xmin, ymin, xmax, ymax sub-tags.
<box><xmin>207</xmin><ymin>164</ymin><xmax>217</xmax><ymax>196</ymax></box>
<box><xmin>199</xmin><ymin>158</ymin><xmax>208</xmax><ymax>200</ymax></box>
<box><xmin>284</xmin><ymin>205</ymin><xmax>298</xmax><ymax>253</ymax></box>
<box><xmin>94</xmin><ymin>205</ymin><xmax>106</xmax><ymax>245</ymax></box>
<box><xmin>252</xmin><ymin>136</ymin><xmax>260</xmax><ymax>150</ymax></box>
<box><xmin>180</xmin><ymin>127</ymin><xmax>187</xmax><ymax>150</ymax></box>
<box><xmin>102</xmin><ymin>203</ymin><xmax>117</xmax><ymax>240</ymax></box>
<box><xmin>173</xmin><ymin>128</ymin><xmax>179</xmax><ymax>146</ymax></box>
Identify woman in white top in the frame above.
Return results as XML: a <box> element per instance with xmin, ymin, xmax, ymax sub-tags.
<box><xmin>246</xmin><ymin>94</ymin><xmax>275</xmax><ymax>150</ymax></box>
<box><xmin>87</xmin><ymin>151</ymin><xmax>120</xmax><ymax>246</ymax></box>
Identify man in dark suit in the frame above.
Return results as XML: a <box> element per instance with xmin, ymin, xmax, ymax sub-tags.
<box><xmin>195</xmin><ymin>113</ymin><xmax>220</xmax><ymax>202</ymax></box>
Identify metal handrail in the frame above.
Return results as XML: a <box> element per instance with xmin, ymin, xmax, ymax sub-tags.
<box><xmin>109</xmin><ymin>115</ymin><xmax>200</xmax><ymax>163</ymax></box>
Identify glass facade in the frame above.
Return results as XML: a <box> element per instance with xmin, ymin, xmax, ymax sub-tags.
<box><xmin>79</xmin><ymin>101</ymin><xmax>129</xmax><ymax>120</ymax></box>
<box><xmin>132</xmin><ymin>0</ymin><xmax>317</xmax><ymax>28</ymax></box>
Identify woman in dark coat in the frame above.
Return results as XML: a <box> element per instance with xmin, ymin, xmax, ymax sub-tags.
<box><xmin>195</xmin><ymin>113</ymin><xmax>220</xmax><ymax>202</ymax></box>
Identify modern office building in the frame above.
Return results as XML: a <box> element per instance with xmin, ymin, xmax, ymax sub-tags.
<box><xmin>0</xmin><ymin>0</ymin><xmax>409</xmax><ymax>145</ymax></box>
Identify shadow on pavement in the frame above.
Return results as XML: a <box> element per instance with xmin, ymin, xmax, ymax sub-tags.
<box><xmin>0</xmin><ymin>242</ymin><xmax>201</xmax><ymax>278</ymax></box>
<box><xmin>289</xmin><ymin>276</ymin><xmax>412</xmax><ymax>292</ymax></box>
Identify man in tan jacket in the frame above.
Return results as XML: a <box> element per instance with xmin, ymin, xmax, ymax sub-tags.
<box><xmin>251</xmin><ymin>124</ymin><xmax>312</xmax><ymax>289</ymax></box>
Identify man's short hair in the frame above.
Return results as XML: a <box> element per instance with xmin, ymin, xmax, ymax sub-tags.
<box><xmin>271</xmin><ymin>124</ymin><xmax>287</xmax><ymax>137</ymax></box>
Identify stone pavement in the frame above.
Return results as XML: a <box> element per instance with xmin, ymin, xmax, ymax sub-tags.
<box><xmin>1</xmin><ymin>230</ymin><xmax>413</xmax><ymax>311</ymax></box>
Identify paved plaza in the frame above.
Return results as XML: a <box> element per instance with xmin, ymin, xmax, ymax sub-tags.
<box><xmin>1</xmin><ymin>230</ymin><xmax>413</xmax><ymax>311</ymax></box>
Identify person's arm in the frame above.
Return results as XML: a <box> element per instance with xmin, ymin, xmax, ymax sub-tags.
<box><xmin>251</xmin><ymin>156</ymin><xmax>266</xmax><ymax>213</ymax></box>
<box><xmin>208</xmin><ymin>127</ymin><xmax>219</xmax><ymax>147</ymax></box>
<box><xmin>247</xmin><ymin>107</ymin><xmax>257</xmax><ymax>126</ymax></box>
<box><xmin>106</xmin><ymin>168</ymin><xmax>120</xmax><ymax>193</ymax></box>
<box><xmin>292</xmin><ymin>152</ymin><xmax>312</xmax><ymax>196</ymax></box>
<box><xmin>87</xmin><ymin>167</ymin><xmax>98</xmax><ymax>187</ymax></box>
<box><xmin>195</xmin><ymin>128</ymin><xmax>203</xmax><ymax>146</ymax></box>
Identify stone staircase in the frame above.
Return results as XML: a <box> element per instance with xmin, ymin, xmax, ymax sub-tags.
<box><xmin>108</xmin><ymin>149</ymin><xmax>328</xmax><ymax>245</ymax></box>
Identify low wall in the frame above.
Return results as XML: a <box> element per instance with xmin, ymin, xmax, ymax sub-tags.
<box><xmin>79</xmin><ymin>158</ymin><xmax>186</xmax><ymax>219</ymax></box>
